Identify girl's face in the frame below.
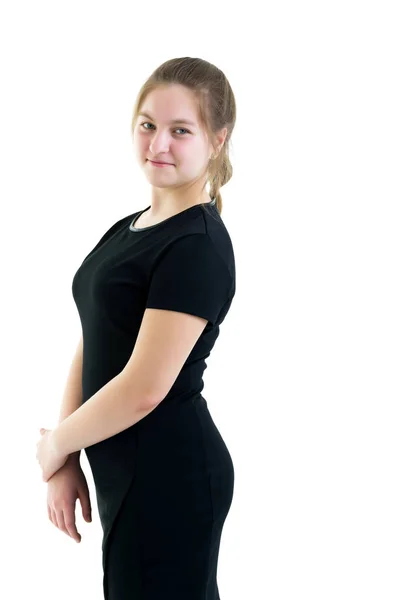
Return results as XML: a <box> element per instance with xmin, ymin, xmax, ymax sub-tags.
<box><xmin>133</xmin><ymin>84</ymin><xmax>212</xmax><ymax>192</ymax></box>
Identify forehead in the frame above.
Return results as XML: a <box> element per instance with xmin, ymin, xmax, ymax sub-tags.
<box><xmin>139</xmin><ymin>85</ymin><xmax>199</xmax><ymax>126</ymax></box>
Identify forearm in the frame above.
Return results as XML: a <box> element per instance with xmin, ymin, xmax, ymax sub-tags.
<box><xmin>53</xmin><ymin>371</ymin><xmax>157</xmax><ymax>457</ymax></box>
<box><xmin>58</xmin><ymin>336</ymin><xmax>84</xmax><ymax>463</ymax></box>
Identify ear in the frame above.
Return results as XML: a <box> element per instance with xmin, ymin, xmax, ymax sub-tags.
<box><xmin>209</xmin><ymin>129</ymin><xmax>228</xmax><ymax>161</ymax></box>
<box><xmin>215</xmin><ymin>127</ymin><xmax>228</xmax><ymax>154</ymax></box>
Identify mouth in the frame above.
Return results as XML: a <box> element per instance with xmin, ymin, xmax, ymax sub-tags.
<box><xmin>147</xmin><ymin>159</ymin><xmax>174</xmax><ymax>166</ymax></box>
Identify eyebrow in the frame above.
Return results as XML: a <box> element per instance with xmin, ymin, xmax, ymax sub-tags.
<box><xmin>138</xmin><ymin>112</ymin><xmax>197</xmax><ymax>127</ymax></box>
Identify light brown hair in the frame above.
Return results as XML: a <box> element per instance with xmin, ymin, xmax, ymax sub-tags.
<box><xmin>131</xmin><ymin>57</ymin><xmax>236</xmax><ymax>215</ymax></box>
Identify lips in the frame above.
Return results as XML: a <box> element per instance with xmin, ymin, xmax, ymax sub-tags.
<box><xmin>148</xmin><ymin>159</ymin><xmax>173</xmax><ymax>165</ymax></box>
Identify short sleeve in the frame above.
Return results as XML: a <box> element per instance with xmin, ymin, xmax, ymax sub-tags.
<box><xmin>145</xmin><ymin>234</ymin><xmax>233</xmax><ymax>326</ymax></box>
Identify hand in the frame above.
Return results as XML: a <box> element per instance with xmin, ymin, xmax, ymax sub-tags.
<box><xmin>36</xmin><ymin>428</ymin><xmax>69</xmax><ymax>482</ymax></box>
<box><xmin>46</xmin><ymin>457</ymin><xmax>92</xmax><ymax>544</ymax></box>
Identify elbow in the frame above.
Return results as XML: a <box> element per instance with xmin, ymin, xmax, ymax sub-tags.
<box><xmin>119</xmin><ymin>370</ymin><xmax>161</xmax><ymax>410</ymax></box>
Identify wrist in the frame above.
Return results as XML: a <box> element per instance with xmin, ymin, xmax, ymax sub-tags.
<box><xmin>51</xmin><ymin>426</ymin><xmax>68</xmax><ymax>461</ymax></box>
<box><xmin>67</xmin><ymin>451</ymin><xmax>81</xmax><ymax>464</ymax></box>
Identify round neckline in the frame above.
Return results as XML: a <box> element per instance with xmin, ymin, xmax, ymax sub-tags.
<box><xmin>129</xmin><ymin>197</ymin><xmax>217</xmax><ymax>232</ymax></box>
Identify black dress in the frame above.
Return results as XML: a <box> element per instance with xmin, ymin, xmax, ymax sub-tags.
<box><xmin>71</xmin><ymin>197</ymin><xmax>236</xmax><ymax>599</ymax></box>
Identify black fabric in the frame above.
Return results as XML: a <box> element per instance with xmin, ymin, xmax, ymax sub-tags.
<box><xmin>72</xmin><ymin>200</ymin><xmax>236</xmax><ymax>599</ymax></box>
<box><xmin>146</xmin><ymin>233</ymin><xmax>233</xmax><ymax>325</ymax></box>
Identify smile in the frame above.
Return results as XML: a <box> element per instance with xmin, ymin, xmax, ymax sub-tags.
<box><xmin>148</xmin><ymin>160</ymin><xmax>174</xmax><ymax>167</ymax></box>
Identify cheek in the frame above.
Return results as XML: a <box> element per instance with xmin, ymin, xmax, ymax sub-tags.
<box><xmin>133</xmin><ymin>144</ymin><xmax>143</xmax><ymax>162</ymax></box>
<box><xmin>134</xmin><ymin>133</ymin><xmax>147</xmax><ymax>148</ymax></box>
<box><xmin>133</xmin><ymin>138</ymin><xmax>151</xmax><ymax>162</ymax></box>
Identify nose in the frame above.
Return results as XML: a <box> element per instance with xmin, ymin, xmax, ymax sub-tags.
<box><xmin>148</xmin><ymin>129</ymin><xmax>171</xmax><ymax>156</ymax></box>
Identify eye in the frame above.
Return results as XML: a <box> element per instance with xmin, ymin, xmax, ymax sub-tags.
<box><xmin>175</xmin><ymin>127</ymin><xmax>190</xmax><ymax>135</ymax></box>
<box><xmin>140</xmin><ymin>122</ymin><xmax>190</xmax><ymax>135</ymax></box>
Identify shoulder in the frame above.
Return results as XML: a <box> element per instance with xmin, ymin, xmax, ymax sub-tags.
<box><xmin>158</xmin><ymin>233</ymin><xmax>233</xmax><ymax>278</ymax></box>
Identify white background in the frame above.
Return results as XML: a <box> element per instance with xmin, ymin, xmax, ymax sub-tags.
<box><xmin>1</xmin><ymin>1</ymin><xmax>399</xmax><ymax>598</ymax></box>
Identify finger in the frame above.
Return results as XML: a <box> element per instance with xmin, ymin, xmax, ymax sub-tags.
<box><xmin>54</xmin><ymin>507</ymin><xmax>74</xmax><ymax>541</ymax></box>
<box><xmin>49</xmin><ymin>506</ymin><xmax>57</xmax><ymax>528</ymax></box>
<box><xmin>78</xmin><ymin>490</ymin><xmax>92</xmax><ymax>523</ymax></box>
<box><xmin>55</xmin><ymin>508</ymin><xmax>72</xmax><ymax>539</ymax></box>
<box><xmin>63</xmin><ymin>506</ymin><xmax>81</xmax><ymax>543</ymax></box>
